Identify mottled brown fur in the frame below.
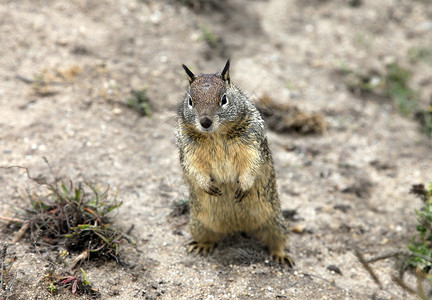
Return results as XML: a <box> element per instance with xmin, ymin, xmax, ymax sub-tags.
<box><xmin>176</xmin><ymin>61</ymin><xmax>295</xmax><ymax>266</ymax></box>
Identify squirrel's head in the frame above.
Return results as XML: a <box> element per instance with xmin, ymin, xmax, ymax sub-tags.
<box><xmin>181</xmin><ymin>60</ymin><xmax>243</xmax><ymax>133</ymax></box>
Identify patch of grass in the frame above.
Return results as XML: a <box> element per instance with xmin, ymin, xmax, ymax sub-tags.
<box><xmin>22</xmin><ymin>180</ymin><xmax>131</xmax><ymax>261</ymax></box>
<box><xmin>42</xmin><ymin>266</ymin><xmax>100</xmax><ymax>298</ymax></box>
<box><xmin>342</xmin><ymin>62</ymin><xmax>432</xmax><ymax>137</ymax></box>
<box><xmin>408</xmin><ymin>183</ymin><xmax>432</xmax><ymax>272</ymax></box>
<box><xmin>1</xmin><ymin>166</ymin><xmax>136</xmax><ymax>297</ymax></box>
<box><xmin>127</xmin><ymin>87</ymin><xmax>151</xmax><ymax>116</ymax></box>
<box><xmin>386</xmin><ymin>63</ymin><xmax>418</xmax><ymax>116</ymax></box>
<box><xmin>1</xmin><ymin>163</ymin><xmax>134</xmax><ymax>265</ymax></box>
<box><xmin>170</xmin><ymin>199</ymin><xmax>190</xmax><ymax>217</ymax></box>
<box><xmin>1</xmin><ymin>163</ymin><xmax>137</xmax><ymax>297</ymax></box>
<box><xmin>408</xmin><ymin>47</ymin><xmax>432</xmax><ymax>65</ymax></box>
<box><xmin>199</xmin><ymin>25</ymin><xmax>220</xmax><ymax>49</ymax></box>
<box><xmin>345</xmin><ymin>63</ymin><xmax>418</xmax><ymax>115</ymax></box>
<box><xmin>198</xmin><ymin>24</ymin><xmax>227</xmax><ymax>59</ymax></box>
<box><xmin>343</xmin><ymin>63</ymin><xmax>417</xmax><ymax>113</ymax></box>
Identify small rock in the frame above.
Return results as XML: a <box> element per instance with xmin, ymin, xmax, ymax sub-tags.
<box><xmin>112</xmin><ymin>107</ymin><xmax>122</xmax><ymax>115</ymax></box>
<box><xmin>282</xmin><ymin>209</ymin><xmax>297</xmax><ymax>220</ymax></box>
<box><xmin>348</xmin><ymin>0</ymin><xmax>362</xmax><ymax>7</ymax></box>
<box><xmin>327</xmin><ymin>265</ymin><xmax>342</xmax><ymax>275</ymax></box>
<box><xmin>172</xmin><ymin>228</ymin><xmax>183</xmax><ymax>236</ymax></box>
<box><xmin>333</xmin><ymin>204</ymin><xmax>351</xmax><ymax>213</ymax></box>
<box><xmin>341</xmin><ymin>177</ymin><xmax>373</xmax><ymax>198</ymax></box>
<box><xmin>292</xmin><ymin>224</ymin><xmax>306</xmax><ymax>234</ymax></box>
<box><xmin>71</xmin><ymin>45</ymin><xmax>91</xmax><ymax>55</ymax></box>
<box><xmin>370</xmin><ymin>159</ymin><xmax>394</xmax><ymax>171</ymax></box>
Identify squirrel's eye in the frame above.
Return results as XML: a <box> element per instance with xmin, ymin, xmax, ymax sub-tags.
<box><xmin>188</xmin><ymin>95</ymin><xmax>193</xmax><ymax>107</ymax></box>
<box><xmin>221</xmin><ymin>94</ymin><xmax>228</xmax><ymax>106</ymax></box>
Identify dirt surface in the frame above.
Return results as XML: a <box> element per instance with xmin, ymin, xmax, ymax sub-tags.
<box><xmin>1</xmin><ymin>0</ymin><xmax>432</xmax><ymax>299</ymax></box>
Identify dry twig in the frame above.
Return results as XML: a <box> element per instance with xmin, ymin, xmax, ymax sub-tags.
<box><xmin>70</xmin><ymin>249</ymin><xmax>89</xmax><ymax>270</ymax></box>
<box><xmin>0</xmin><ymin>243</ymin><xmax>7</xmax><ymax>292</ymax></box>
<box><xmin>355</xmin><ymin>249</ymin><xmax>383</xmax><ymax>288</ymax></box>
<box><xmin>359</xmin><ymin>249</ymin><xmax>432</xmax><ymax>298</ymax></box>
<box><xmin>366</xmin><ymin>249</ymin><xmax>432</xmax><ymax>264</ymax></box>
<box><xmin>11</xmin><ymin>221</ymin><xmax>30</xmax><ymax>244</ymax></box>
<box><xmin>416</xmin><ymin>267</ymin><xmax>428</xmax><ymax>300</ymax></box>
<box><xmin>392</xmin><ymin>274</ymin><xmax>416</xmax><ymax>295</ymax></box>
<box><xmin>0</xmin><ymin>216</ymin><xmax>25</xmax><ymax>224</ymax></box>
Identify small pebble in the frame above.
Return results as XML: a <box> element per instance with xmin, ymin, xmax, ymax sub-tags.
<box><xmin>327</xmin><ymin>265</ymin><xmax>342</xmax><ymax>275</ymax></box>
<box><xmin>292</xmin><ymin>224</ymin><xmax>306</xmax><ymax>234</ymax></box>
<box><xmin>113</xmin><ymin>108</ymin><xmax>122</xmax><ymax>115</ymax></box>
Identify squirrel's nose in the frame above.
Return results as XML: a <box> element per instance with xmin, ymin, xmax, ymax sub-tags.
<box><xmin>200</xmin><ymin>117</ymin><xmax>213</xmax><ymax>129</ymax></box>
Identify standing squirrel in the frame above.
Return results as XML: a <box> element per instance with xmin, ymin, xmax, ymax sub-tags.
<box><xmin>176</xmin><ymin>60</ymin><xmax>294</xmax><ymax>267</ymax></box>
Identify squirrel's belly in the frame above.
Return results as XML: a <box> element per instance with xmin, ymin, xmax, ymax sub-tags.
<box><xmin>211</xmin><ymin>160</ymin><xmax>239</xmax><ymax>183</ymax></box>
<box><xmin>197</xmin><ymin>188</ymin><xmax>274</xmax><ymax>233</ymax></box>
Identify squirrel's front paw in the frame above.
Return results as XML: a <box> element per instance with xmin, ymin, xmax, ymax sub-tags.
<box><xmin>205</xmin><ymin>178</ymin><xmax>222</xmax><ymax>196</ymax></box>
<box><xmin>235</xmin><ymin>187</ymin><xmax>249</xmax><ymax>201</ymax></box>
<box><xmin>205</xmin><ymin>184</ymin><xmax>222</xmax><ymax>196</ymax></box>
<box><xmin>235</xmin><ymin>180</ymin><xmax>249</xmax><ymax>201</ymax></box>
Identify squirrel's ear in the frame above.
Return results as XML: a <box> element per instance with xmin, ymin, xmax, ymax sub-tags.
<box><xmin>221</xmin><ymin>59</ymin><xmax>230</xmax><ymax>85</ymax></box>
<box><xmin>182</xmin><ymin>64</ymin><xmax>196</xmax><ymax>84</ymax></box>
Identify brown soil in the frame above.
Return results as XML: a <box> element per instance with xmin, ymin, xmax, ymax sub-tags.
<box><xmin>1</xmin><ymin>0</ymin><xmax>432</xmax><ymax>299</ymax></box>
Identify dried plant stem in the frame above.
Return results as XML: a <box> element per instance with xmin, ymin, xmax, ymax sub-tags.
<box><xmin>0</xmin><ymin>216</ymin><xmax>30</xmax><ymax>243</ymax></box>
<box><xmin>355</xmin><ymin>249</ymin><xmax>382</xmax><ymax>288</ymax></box>
<box><xmin>416</xmin><ymin>267</ymin><xmax>428</xmax><ymax>300</ymax></box>
<box><xmin>0</xmin><ymin>216</ymin><xmax>25</xmax><ymax>224</ymax></box>
<box><xmin>11</xmin><ymin>221</ymin><xmax>30</xmax><ymax>243</ymax></box>
<box><xmin>70</xmin><ymin>249</ymin><xmax>89</xmax><ymax>270</ymax></box>
<box><xmin>359</xmin><ymin>248</ymin><xmax>432</xmax><ymax>298</ymax></box>
<box><xmin>392</xmin><ymin>275</ymin><xmax>416</xmax><ymax>295</ymax></box>
<box><xmin>1</xmin><ymin>243</ymin><xmax>7</xmax><ymax>292</ymax></box>
<box><xmin>366</xmin><ymin>250</ymin><xmax>432</xmax><ymax>264</ymax></box>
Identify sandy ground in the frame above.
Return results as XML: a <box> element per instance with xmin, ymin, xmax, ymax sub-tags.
<box><xmin>1</xmin><ymin>0</ymin><xmax>432</xmax><ymax>299</ymax></box>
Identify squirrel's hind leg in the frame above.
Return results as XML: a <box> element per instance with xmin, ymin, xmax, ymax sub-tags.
<box><xmin>189</xmin><ymin>218</ymin><xmax>223</xmax><ymax>256</ymax></box>
<box><xmin>251</xmin><ymin>217</ymin><xmax>295</xmax><ymax>267</ymax></box>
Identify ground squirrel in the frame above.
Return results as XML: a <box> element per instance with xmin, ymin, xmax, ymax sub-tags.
<box><xmin>176</xmin><ymin>60</ymin><xmax>294</xmax><ymax>267</ymax></box>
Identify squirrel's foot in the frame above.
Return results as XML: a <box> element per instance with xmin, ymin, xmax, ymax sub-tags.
<box><xmin>188</xmin><ymin>241</ymin><xmax>217</xmax><ymax>256</ymax></box>
<box><xmin>271</xmin><ymin>249</ymin><xmax>295</xmax><ymax>267</ymax></box>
